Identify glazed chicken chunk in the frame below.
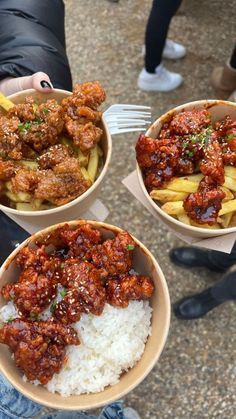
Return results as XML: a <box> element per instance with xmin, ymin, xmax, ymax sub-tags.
<box><xmin>92</xmin><ymin>231</ymin><xmax>136</xmax><ymax>276</ymax></box>
<box><xmin>0</xmin><ymin>319</ymin><xmax>79</xmax><ymax>384</ymax></box>
<box><xmin>106</xmin><ymin>274</ymin><xmax>155</xmax><ymax>308</ymax></box>
<box><xmin>54</xmin><ymin>261</ymin><xmax>106</xmax><ymax>324</ymax></box>
<box><xmin>35</xmin><ymin>158</ymin><xmax>92</xmax><ymax>205</ymax></box>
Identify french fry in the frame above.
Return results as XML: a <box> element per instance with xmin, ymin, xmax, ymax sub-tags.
<box><xmin>31</xmin><ymin>198</ymin><xmax>43</xmax><ymax>210</ymax></box>
<box><xmin>224</xmin><ymin>166</ymin><xmax>236</xmax><ymax>180</ymax></box>
<box><xmin>81</xmin><ymin>167</ymin><xmax>92</xmax><ymax>182</ymax></box>
<box><xmin>97</xmin><ymin>145</ymin><xmax>103</xmax><ymax>157</ymax></box>
<box><xmin>87</xmin><ymin>145</ymin><xmax>99</xmax><ymax>182</ymax></box>
<box><xmin>229</xmin><ymin>214</ymin><xmax>236</xmax><ymax>227</ymax></box>
<box><xmin>78</xmin><ymin>150</ymin><xmax>89</xmax><ymax>167</ymax></box>
<box><xmin>0</xmin><ymin>92</ymin><xmax>14</xmax><ymax>111</ymax></box>
<box><xmin>150</xmin><ymin>189</ymin><xmax>188</xmax><ymax>202</ymax></box>
<box><xmin>220</xmin><ymin>212</ymin><xmax>233</xmax><ymax>228</ymax></box>
<box><xmin>6</xmin><ymin>191</ymin><xmax>32</xmax><ymax>203</ymax></box>
<box><xmin>165</xmin><ymin>177</ymin><xmax>199</xmax><ymax>193</ymax></box>
<box><xmin>16</xmin><ymin>203</ymin><xmax>36</xmax><ymax>211</ymax></box>
<box><xmin>220</xmin><ymin>186</ymin><xmax>234</xmax><ymax>201</ymax></box>
<box><xmin>161</xmin><ymin>201</ymin><xmax>185</xmax><ymax>215</ymax></box>
<box><xmin>223</xmin><ymin>176</ymin><xmax>236</xmax><ymax>192</ymax></box>
<box><xmin>219</xmin><ymin>199</ymin><xmax>236</xmax><ymax>216</ymax></box>
<box><xmin>16</xmin><ymin>202</ymin><xmax>52</xmax><ymax>211</ymax></box>
<box><xmin>177</xmin><ymin>214</ymin><xmax>191</xmax><ymax>225</ymax></box>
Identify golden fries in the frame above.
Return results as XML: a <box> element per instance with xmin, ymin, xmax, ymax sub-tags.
<box><xmin>165</xmin><ymin>177</ymin><xmax>199</xmax><ymax>193</ymax></box>
<box><xmin>224</xmin><ymin>166</ymin><xmax>236</xmax><ymax>180</ymax></box>
<box><xmin>161</xmin><ymin>201</ymin><xmax>185</xmax><ymax>215</ymax></box>
<box><xmin>0</xmin><ymin>92</ymin><xmax>14</xmax><ymax>111</ymax></box>
<box><xmin>149</xmin><ymin>167</ymin><xmax>236</xmax><ymax>229</ymax></box>
<box><xmin>177</xmin><ymin>214</ymin><xmax>191</xmax><ymax>225</ymax></box>
<box><xmin>220</xmin><ymin>212</ymin><xmax>233</xmax><ymax>228</ymax></box>
<box><xmin>150</xmin><ymin>189</ymin><xmax>188</xmax><ymax>202</ymax></box>
<box><xmin>87</xmin><ymin>145</ymin><xmax>99</xmax><ymax>182</ymax></box>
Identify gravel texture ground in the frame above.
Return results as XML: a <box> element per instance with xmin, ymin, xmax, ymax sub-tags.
<box><xmin>63</xmin><ymin>1</ymin><xmax>236</xmax><ymax>418</ymax></box>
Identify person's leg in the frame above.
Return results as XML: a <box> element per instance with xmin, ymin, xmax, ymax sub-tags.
<box><xmin>170</xmin><ymin>242</ymin><xmax>236</xmax><ymax>272</ymax></box>
<box><xmin>145</xmin><ymin>0</ymin><xmax>182</xmax><ymax>73</ymax></box>
<box><xmin>174</xmin><ymin>271</ymin><xmax>236</xmax><ymax>320</ymax></box>
<box><xmin>211</xmin><ymin>44</ymin><xmax>236</xmax><ymax>99</ymax></box>
<box><xmin>138</xmin><ymin>0</ymin><xmax>183</xmax><ymax>92</ymax></box>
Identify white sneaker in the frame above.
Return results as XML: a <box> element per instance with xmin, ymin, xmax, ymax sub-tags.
<box><xmin>124</xmin><ymin>407</ymin><xmax>141</xmax><ymax>419</ymax></box>
<box><xmin>138</xmin><ymin>64</ymin><xmax>183</xmax><ymax>92</ymax></box>
<box><xmin>142</xmin><ymin>39</ymin><xmax>186</xmax><ymax>60</ymax></box>
<box><xmin>162</xmin><ymin>39</ymin><xmax>186</xmax><ymax>60</ymax></box>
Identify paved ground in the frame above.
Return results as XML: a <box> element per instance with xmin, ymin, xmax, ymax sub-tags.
<box><xmin>65</xmin><ymin>1</ymin><xmax>235</xmax><ymax>418</ymax></box>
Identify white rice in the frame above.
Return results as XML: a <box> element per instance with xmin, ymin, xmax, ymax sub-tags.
<box><xmin>0</xmin><ymin>300</ymin><xmax>152</xmax><ymax>396</ymax></box>
<box><xmin>0</xmin><ymin>301</ymin><xmax>19</xmax><ymax>324</ymax></box>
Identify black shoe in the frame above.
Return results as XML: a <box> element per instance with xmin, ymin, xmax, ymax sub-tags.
<box><xmin>173</xmin><ymin>288</ymin><xmax>222</xmax><ymax>320</ymax></box>
<box><xmin>169</xmin><ymin>247</ymin><xmax>226</xmax><ymax>272</ymax></box>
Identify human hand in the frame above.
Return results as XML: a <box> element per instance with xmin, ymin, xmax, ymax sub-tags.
<box><xmin>0</xmin><ymin>72</ymin><xmax>53</xmax><ymax>96</ymax></box>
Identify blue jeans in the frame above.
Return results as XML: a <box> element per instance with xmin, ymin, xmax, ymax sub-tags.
<box><xmin>0</xmin><ymin>375</ymin><xmax>125</xmax><ymax>419</ymax></box>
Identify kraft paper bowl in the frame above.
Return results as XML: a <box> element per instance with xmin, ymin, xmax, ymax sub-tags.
<box><xmin>0</xmin><ymin>89</ymin><xmax>112</xmax><ymax>230</ymax></box>
<box><xmin>136</xmin><ymin>100</ymin><xmax>236</xmax><ymax>239</ymax></box>
<box><xmin>0</xmin><ymin>220</ymin><xmax>170</xmax><ymax>410</ymax></box>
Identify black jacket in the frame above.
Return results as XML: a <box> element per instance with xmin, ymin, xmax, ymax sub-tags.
<box><xmin>0</xmin><ymin>0</ymin><xmax>72</xmax><ymax>90</ymax></box>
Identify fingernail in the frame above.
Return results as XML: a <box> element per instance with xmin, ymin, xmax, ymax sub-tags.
<box><xmin>40</xmin><ymin>80</ymin><xmax>52</xmax><ymax>89</ymax></box>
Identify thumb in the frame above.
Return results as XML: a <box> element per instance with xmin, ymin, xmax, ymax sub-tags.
<box><xmin>0</xmin><ymin>72</ymin><xmax>53</xmax><ymax>96</ymax></box>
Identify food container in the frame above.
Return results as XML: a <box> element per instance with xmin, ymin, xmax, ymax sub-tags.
<box><xmin>136</xmin><ymin>100</ymin><xmax>236</xmax><ymax>239</ymax></box>
<box><xmin>0</xmin><ymin>89</ymin><xmax>112</xmax><ymax>231</ymax></box>
<box><xmin>0</xmin><ymin>220</ymin><xmax>170</xmax><ymax>410</ymax></box>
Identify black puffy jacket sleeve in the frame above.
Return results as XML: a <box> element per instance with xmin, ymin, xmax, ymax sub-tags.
<box><xmin>0</xmin><ymin>0</ymin><xmax>72</xmax><ymax>90</ymax></box>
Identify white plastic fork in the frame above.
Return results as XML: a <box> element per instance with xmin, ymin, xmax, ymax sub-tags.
<box><xmin>104</xmin><ymin>104</ymin><xmax>152</xmax><ymax>135</ymax></box>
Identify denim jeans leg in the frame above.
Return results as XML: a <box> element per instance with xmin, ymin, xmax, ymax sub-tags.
<box><xmin>0</xmin><ymin>374</ymin><xmax>43</xmax><ymax>418</ymax></box>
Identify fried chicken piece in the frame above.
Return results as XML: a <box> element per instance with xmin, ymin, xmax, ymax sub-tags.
<box><xmin>144</xmin><ymin>166</ymin><xmax>174</xmax><ymax>189</ymax></box>
<box><xmin>0</xmin><ymin>116</ymin><xmax>23</xmax><ymax>160</ymax></box>
<box><xmin>221</xmin><ymin>128</ymin><xmax>236</xmax><ymax>166</ymax></box>
<box><xmin>170</xmin><ymin>110</ymin><xmax>211</xmax><ymax>135</ymax></box>
<box><xmin>38</xmin><ymin>144</ymin><xmax>73</xmax><ymax>169</ymax></box>
<box><xmin>15</xmin><ymin>245</ymin><xmax>63</xmax><ymax>281</ymax></box>
<box><xmin>136</xmin><ymin>135</ymin><xmax>180</xmax><ymax>170</ymax></box>
<box><xmin>1</xmin><ymin>268</ymin><xmax>57</xmax><ymax>317</ymax></box>
<box><xmin>18</xmin><ymin>99</ymin><xmax>64</xmax><ymax>152</ymax></box>
<box><xmin>62</xmin><ymin>81</ymin><xmax>106</xmax><ymax>113</ymax></box>
<box><xmin>215</xmin><ymin>115</ymin><xmax>236</xmax><ymax>135</ymax></box>
<box><xmin>199</xmin><ymin>135</ymin><xmax>224</xmax><ymax>184</ymax></box>
<box><xmin>8</xmin><ymin>97</ymin><xmax>36</xmax><ymax>121</ymax></box>
<box><xmin>183</xmin><ymin>182</ymin><xmax>225</xmax><ymax>225</ymax></box>
<box><xmin>176</xmin><ymin>158</ymin><xmax>195</xmax><ymax>175</ymax></box>
<box><xmin>0</xmin><ymin>159</ymin><xmax>17</xmax><ymax>181</ymax></box>
<box><xmin>136</xmin><ymin>134</ymin><xmax>180</xmax><ymax>189</ymax></box>
<box><xmin>16</xmin><ymin>245</ymin><xmax>49</xmax><ymax>270</ymax></box>
<box><xmin>60</xmin><ymin>260</ymin><xmax>103</xmax><ymax>288</ymax></box>
<box><xmin>54</xmin><ymin>261</ymin><xmax>106</xmax><ymax>324</ymax></box>
<box><xmin>92</xmin><ymin>231</ymin><xmax>136</xmax><ymax>276</ymax></box>
<box><xmin>35</xmin><ymin>158</ymin><xmax>91</xmax><ymax>204</ymax></box>
<box><xmin>11</xmin><ymin>168</ymin><xmax>39</xmax><ymax>193</ymax></box>
<box><xmin>0</xmin><ymin>319</ymin><xmax>79</xmax><ymax>384</ymax></box>
<box><xmin>106</xmin><ymin>274</ymin><xmax>155</xmax><ymax>308</ymax></box>
<box><xmin>60</xmin><ymin>223</ymin><xmax>102</xmax><ymax>259</ymax></box>
<box><xmin>65</xmin><ymin>120</ymin><xmax>103</xmax><ymax>152</ymax></box>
